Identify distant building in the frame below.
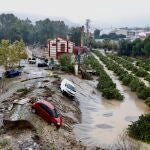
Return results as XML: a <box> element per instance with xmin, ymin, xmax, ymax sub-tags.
<box><xmin>111</xmin><ymin>29</ymin><xmax>135</xmax><ymax>39</ymax></box>
<box><xmin>111</xmin><ymin>28</ymin><xmax>150</xmax><ymax>41</ymax></box>
<box><xmin>138</xmin><ymin>32</ymin><xmax>150</xmax><ymax>39</ymax></box>
<box><xmin>48</xmin><ymin>37</ymin><xmax>74</xmax><ymax>59</ymax></box>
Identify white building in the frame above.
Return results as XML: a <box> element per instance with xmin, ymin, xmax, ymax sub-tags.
<box><xmin>48</xmin><ymin>37</ymin><xmax>74</xmax><ymax>59</ymax></box>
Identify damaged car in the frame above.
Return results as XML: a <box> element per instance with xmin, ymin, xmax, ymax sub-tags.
<box><xmin>31</xmin><ymin>100</ymin><xmax>62</xmax><ymax>129</ymax></box>
<box><xmin>60</xmin><ymin>79</ymin><xmax>76</xmax><ymax>97</ymax></box>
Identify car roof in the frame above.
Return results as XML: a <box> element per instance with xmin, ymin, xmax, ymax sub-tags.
<box><xmin>38</xmin><ymin>100</ymin><xmax>55</xmax><ymax>109</ymax></box>
<box><xmin>62</xmin><ymin>79</ymin><xmax>75</xmax><ymax>87</ymax></box>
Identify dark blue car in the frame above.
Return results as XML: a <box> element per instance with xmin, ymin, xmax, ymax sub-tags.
<box><xmin>5</xmin><ymin>70</ymin><xmax>21</xmax><ymax>78</ymax></box>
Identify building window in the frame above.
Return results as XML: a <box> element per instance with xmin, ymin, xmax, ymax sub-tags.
<box><xmin>61</xmin><ymin>44</ymin><xmax>65</xmax><ymax>52</ymax></box>
<box><xmin>52</xmin><ymin>44</ymin><xmax>56</xmax><ymax>46</ymax></box>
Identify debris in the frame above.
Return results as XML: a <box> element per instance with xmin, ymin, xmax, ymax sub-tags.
<box><xmin>8</xmin><ymin>104</ymin><xmax>14</xmax><ymax>111</ymax></box>
<box><xmin>14</xmin><ymin>98</ymin><xmax>30</xmax><ymax>105</ymax></box>
<box><xmin>47</xmin><ymin>71</ymin><xmax>53</xmax><ymax>77</ymax></box>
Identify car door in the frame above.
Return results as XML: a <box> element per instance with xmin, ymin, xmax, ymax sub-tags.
<box><xmin>42</xmin><ymin>105</ymin><xmax>54</xmax><ymax>123</ymax></box>
<box><xmin>38</xmin><ymin>103</ymin><xmax>50</xmax><ymax>122</ymax></box>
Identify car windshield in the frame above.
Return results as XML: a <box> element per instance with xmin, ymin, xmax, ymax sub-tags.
<box><xmin>52</xmin><ymin>108</ymin><xmax>59</xmax><ymax>118</ymax></box>
<box><xmin>66</xmin><ymin>84</ymin><xmax>76</xmax><ymax>92</ymax></box>
<box><xmin>39</xmin><ymin>103</ymin><xmax>59</xmax><ymax>117</ymax></box>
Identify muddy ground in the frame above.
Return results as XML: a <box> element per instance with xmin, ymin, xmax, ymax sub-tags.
<box><xmin>0</xmin><ymin>48</ymin><xmax>150</xmax><ymax>149</ymax></box>
<box><xmin>0</xmin><ymin>75</ymin><xmax>94</xmax><ymax>150</ymax></box>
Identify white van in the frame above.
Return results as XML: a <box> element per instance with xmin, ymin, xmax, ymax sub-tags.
<box><xmin>60</xmin><ymin>79</ymin><xmax>76</xmax><ymax>97</ymax></box>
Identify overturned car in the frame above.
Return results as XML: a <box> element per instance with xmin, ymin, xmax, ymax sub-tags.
<box><xmin>60</xmin><ymin>79</ymin><xmax>76</xmax><ymax>97</ymax></box>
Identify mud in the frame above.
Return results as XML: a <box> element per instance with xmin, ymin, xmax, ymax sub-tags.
<box><xmin>0</xmin><ymin>51</ymin><xmax>150</xmax><ymax>149</ymax></box>
<box><xmin>0</xmin><ymin>76</ymin><xmax>90</xmax><ymax>150</ymax></box>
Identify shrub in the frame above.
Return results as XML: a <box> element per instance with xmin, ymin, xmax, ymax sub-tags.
<box><xmin>144</xmin><ymin>75</ymin><xmax>150</xmax><ymax>82</ymax></box>
<box><xmin>58</xmin><ymin>54</ymin><xmax>74</xmax><ymax>73</ymax></box>
<box><xmin>102</xmin><ymin>88</ymin><xmax>123</xmax><ymax>100</ymax></box>
<box><xmin>129</xmin><ymin>78</ymin><xmax>144</xmax><ymax>92</ymax></box>
<box><xmin>114</xmin><ymin>68</ymin><xmax>127</xmax><ymax>76</ymax></box>
<box><xmin>136</xmin><ymin>61</ymin><xmax>150</xmax><ymax>71</ymax></box>
<box><xmin>122</xmin><ymin>74</ymin><xmax>134</xmax><ymax>86</ymax></box>
<box><xmin>97</xmin><ymin>77</ymin><xmax>116</xmax><ymax>90</ymax></box>
<box><xmin>128</xmin><ymin>114</ymin><xmax>150</xmax><ymax>143</ymax></box>
<box><xmin>135</xmin><ymin>69</ymin><xmax>148</xmax><ymax>77</ymax></box>
<box><xmin>87</xmin><ymin>52</ymin><xmax>123</xmax><ymax>101</ymax></box>
<box><xmin>108</xmin><ymin>54</ymin><xmax>149</xmax><ymax>79</ymax></box>
<box><xmin>137</xmin><ymin>86</ymin><xmax>150</xmax><ymax>100</ymax></box>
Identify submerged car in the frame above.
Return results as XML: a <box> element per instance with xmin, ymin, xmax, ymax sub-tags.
<box><xmin>28</xmin><ymin>57</ymin><xmax>36</xmax><ymax>64</ymax></box>
<box><xmin>31</xmin><ymin>100</ymin><xmax>62</xmax><ymax>129</ymax></box>
<box><xmin>37</xmin><ymin>59</ymin><xmax>48</xmax><ymax>67</ymax></box>
<box><xmin>37</xmin><ymin>62</ymin><xmax>48</xmax><ymax>67</ymax></box>
<box><xmin>60</xmin><ymin>79</ymin><xmax>76</xmax><ymax>97</ymax></box>
<box><xmin>5</xmin><ymin>70</ymin><xmax>21</xmax><ymax>78</ymax></box>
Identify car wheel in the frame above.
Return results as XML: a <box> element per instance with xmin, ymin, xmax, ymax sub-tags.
<box><xmin>50</xmin><ymin>122</ymin><xmax>55</xmax><ymax>126</ymax></box>
<box><xmin>56</xmin><ymin>126</ymin><xmax>60</xmax><ymax>130</ymax></box>
<box><xmin>31</xmin><ymin>108</ymin><xmax>36</xmax><ymax>114</ymax></box>
<box><xmin>62</xmin><ymin>90</ymin><xmax>65</xmax><ymax>95</ymax></box>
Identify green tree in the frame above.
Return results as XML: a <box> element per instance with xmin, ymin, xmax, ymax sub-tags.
<box><xmin>143</xmin><ymin>42</ymin><xmax>150</xmax><ymax>56</ymax></box>
<box><xmin>0</xmin><ymin>40</ymin><xmax>11</xmax><ymax>70</ymax></box>
<box><xmin>0</xmin><ymin>40</ymin><xmax>26</xmax><ymax>70</ymax></box>
<box><xmin>102</xmin><ymin>39</ymin><xmax>110</xmax><ymax>53</ymax></box>
<box><xmin>132</xmin><ymin>39</ymin><xmax>144</xmax><ymax>56</ymax></box>
<box><xmin>0</xmin><ymin>13</ymin><xmax>69</xmax><ymax>46</ymax></box>
<box><xmin>58</xmin><ymin>54</ymin><xmax>74</xmax><ymax>73</ymax></box>
<box><xmin>111</xmin><ymin>41</ymin><xmax>118</xmax><ymax>51</ymax></box>
<box><xmin>12</xmin><ymin>40</ymin><xmax>27</xmax><ymax>66</ymax></box>
<box><xmin>118</xmin><ymin>40</ymin><xmax>133</xmax><ymax>56</ymax></box>
<box><xmin>69</xmin><ymin>27</ymin><xmax>81</xmax><ymax>46</ymax></box>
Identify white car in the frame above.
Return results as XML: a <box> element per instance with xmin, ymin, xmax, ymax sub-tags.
<box><xmin>60</xmin><ymin>79</ymin><xmax>76</xmax><ymax>97</ymax></box>
<box><xmin>28</xmin><ymin>57</ymin><xmax>36</xmax><ymax>64</ymax></box>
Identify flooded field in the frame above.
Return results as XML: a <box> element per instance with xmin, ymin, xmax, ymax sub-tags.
<box><xmin>67</xmin><ymin>75</ymin><xmax>150</xmax><ymax>149</ymax></box>
<box><xmin>0</xmin><ymin>58</ymin><xmax>150</xmax><ymax>149</ymax></box>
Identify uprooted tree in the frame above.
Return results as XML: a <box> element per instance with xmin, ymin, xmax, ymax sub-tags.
<box><xmin>0</xmin><ymin>39</ymin><xmax>27</xmax><ymax>70</ymax></box>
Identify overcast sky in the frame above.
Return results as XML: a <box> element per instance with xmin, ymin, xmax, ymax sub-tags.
<box><xmin>0</xmin><ymin>0</ymin><xmax>150</xmax><ymax>27</ymax></box>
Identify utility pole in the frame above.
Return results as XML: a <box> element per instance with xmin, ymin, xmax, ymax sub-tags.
<box><xmin>80</xmin><ymin>26</ymin><xmax>84</xmax><ymax>47</ymax></box>
<box><xmin>85</xmin><ymin>19</ymin><xmax>91</xmax><ymax>48</ymax></box>
<box><xmin>86</xmin><ymin>19</ymin><xmax>90</xmax><ymax>38</ymax></box>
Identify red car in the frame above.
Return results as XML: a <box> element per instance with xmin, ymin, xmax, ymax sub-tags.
<box><xmin>31</xmin><ymin>100</ymin><xmax>62</xmax><ymax>128</ymax></box>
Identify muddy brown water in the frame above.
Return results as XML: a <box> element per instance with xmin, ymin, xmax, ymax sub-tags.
<box><xmin>62</xmin><ymin>74</ymin><xmax>150</xmax><ymax>149</ymax></box>
<box><xmin>1</xmin><ymin>59</ymin><xmax>150</xmax><ymax>149</ymax></box>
